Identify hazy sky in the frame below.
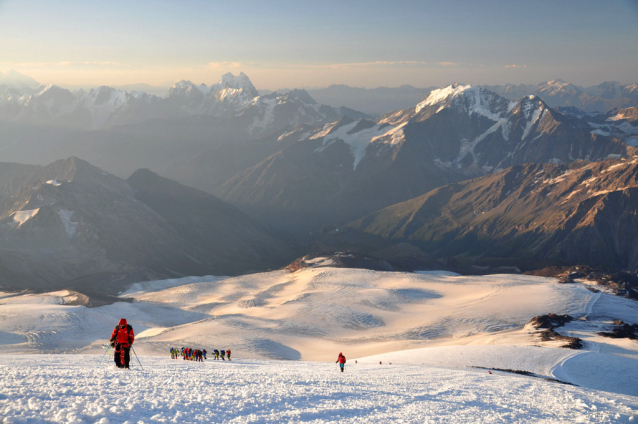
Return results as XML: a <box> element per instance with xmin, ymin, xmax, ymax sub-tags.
<box><xmin>1</xmin><ymin>0</ymin><xmax>637</xmax><ymax>89</ymax></box>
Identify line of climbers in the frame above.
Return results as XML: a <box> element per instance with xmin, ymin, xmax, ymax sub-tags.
<box><xmin>110</xmin><ymin>319</ymin><xmax>348</xmax><ymax>372</ymax></box>
<box><xmin>170</xmin><ymin>347</ymin><xmax>232</xmax><ymax>361</ymax></box>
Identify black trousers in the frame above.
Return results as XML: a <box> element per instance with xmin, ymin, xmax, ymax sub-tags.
<box><xmin>114</xmin><ymin>346</ymin><xmax>131</xmax><ymax>368</ymax></box>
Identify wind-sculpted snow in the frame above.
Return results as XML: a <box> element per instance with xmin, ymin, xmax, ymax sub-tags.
<box><xmin>2</xmin><ymin>268</ymin><xmax>638</xmax><ymax>398</ymax></box>
<box><xmin>0</xmin><ymin>269</ymin><xmax>601</xmax><ymax>358</ymax></box>
<box><xmin>0</xmin><ymin>270</ymin><xmax>597</xmax><ymax>357</ymax></box>
<box><xmin>0</xmin><ymin>355</ymin><xmax>636</xmax><ymax>423</ymax></box>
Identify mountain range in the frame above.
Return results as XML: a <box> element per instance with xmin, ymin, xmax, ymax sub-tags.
<box><xmin>272</xmin><ymin>80</ymin><xmax>638</xmax><ymax>116</ymax></box>
<box><xmin>169</xmin><ymin>84</ymin><xmax>635</xmax><ymax>232</ymax></box>
<box><xmin>0</xmin><ymin>72</ymin><xmax>373</xmax><ymax>178</ymax></box>
<box><xmin>0</xmin><ymin>157</ymin><xmax>297</xmax><ymax>293</ymax></box>
<box><xmin>0</xmin><ymin>72</ymin><xmax>370</xmax><ymax>132</ymax></box>
<box><xmin>484</xmin><ymin>80</ymin><xmax>638</xmax><ymax>113</ymax></box>
<box><xmin>2</xmin><ymin>70</ymin><xmax>638</xmax><ymax>285</ymax></box>
<box><xmin>350</xmin><ymin>157</ymin><xmax>638</xmax><ymax>271</ymax></box>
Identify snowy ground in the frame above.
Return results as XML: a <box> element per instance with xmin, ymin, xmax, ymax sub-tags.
<box><xmin>0</xmin><ymin>355</ymin><xmax>637</xmax><ymax>424</ymax></box>
<box><xmin>0</xmin><ymin>268</ymin><xmax>603</xmax><ymax>361</ymax></box>
<box><xmin>1</xmin><ymin>267</ymin><xmax>638</xmax><ymax>421</ymax></box>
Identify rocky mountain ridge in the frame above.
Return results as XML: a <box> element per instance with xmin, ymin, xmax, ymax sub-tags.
<box><xmin>199</xmin><ymin>84</ymin><xmax>633</xmax><ymax>231</ymax></box>
<box><xmin>0</xmin><ymin>72</ymin><xmax>371</xmax><ymax>136</ymax></box>
<box><xmin>283</xmin><ymin>79</ymin><xmax>638</xmax><ymax>116</ymax></box>
<box><xmin>0</xmin><ymin>157</ymin><xmax>297</xmax><ymax>293</ymax></box>
<box><xmin>484</xmin><ymin>80</ymin><xmax>638</xmax><ymax>113</ymax></box>
<box><xmin>350</xmin><ymin>157</ymin><xmax>638</xmax><ymax>270</ymax></box>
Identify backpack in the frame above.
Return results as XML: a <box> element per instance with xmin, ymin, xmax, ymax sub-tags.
<box><xmin>115</xmin><ymin>324</ymin><xmax>133</xmax><ymax>345</ymax></box>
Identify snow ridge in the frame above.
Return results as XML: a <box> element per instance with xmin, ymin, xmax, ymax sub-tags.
<box><xmin>415</xmin><ymin>84</ymin><xmax>473</xmax><ymax>113</ymax></box>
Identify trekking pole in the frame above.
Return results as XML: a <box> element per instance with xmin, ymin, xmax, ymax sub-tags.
<box><xmin>96</xmin><ymin>344</ymin><xmax>111</xmax><ymax>368</ymax></box>
<box><xmin>131</xmin><ymin>346</ymin><xmax>144</xmax><ymax>370</ymax></box>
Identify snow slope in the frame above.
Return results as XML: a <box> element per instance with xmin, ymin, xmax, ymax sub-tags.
<box><xmin>117</xmin><ymin>270</ymin><xmax>597</xmax><ymax>361</ymax></box>
<box><xmin>0</xmin><ymin>355</ymin><xmax>636</xmax><ymax>424</ymax></box>
<box><xmin>1</xmin><ymin>268</ymin><xmax>637</xmax><ymax>399</ymax></box>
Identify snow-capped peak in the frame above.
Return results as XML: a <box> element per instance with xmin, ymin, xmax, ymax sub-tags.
<box><xmin>209</xmin><ymin>72</ymin><xmax>259</xmax><ymax>101</ymax></box>
<box><xmin>0</xmin><ymin>69</ymin><xmax>40</xmax><ymax>89</ymax></box>
<box><xmin>209</xmin><ymin>72</ymin><xmax>259</xmax><ymax>107</ymax></box>
<box><xmin>415</xmin><ymin>84</ymin><xmax>514</xmax><ymax>121</ymax></box>
<box><xmin>538</xmin><ymin>80</ymin><xmax>581</xmax><ymax>96</ymax></box>
<box><xmin>167</xmin><ymin>80</ymin><xmax>209</xmax><ymax>96</ymax></box>
<box><xmin>219</xmin><ymin>72</ymin><xmax>254</xmax><ymax>90</ymax></box>
<box><xmin>545</xmin><ymin>79</ymin><xmax>567</xmax><ymax>87</ymax></box>
<box><xmin>513</xmin><ymin>95</ymin><xmax>548</xmax><ymax>140</ymax></box>
<box><xmin>416</xmin><ymin>84</ymin><xmax>473</xmax><ymax>112</ymax></box>
<box><xmin>517</xmin><ymin>95</ymin><xmax>546</xmax><ymax>118</ymax></box>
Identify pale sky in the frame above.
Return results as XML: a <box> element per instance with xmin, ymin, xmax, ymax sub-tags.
<box><xmin>0</xmin><ymin>0</ymin><xmax>637</xmax><ymax>90</ymax></box>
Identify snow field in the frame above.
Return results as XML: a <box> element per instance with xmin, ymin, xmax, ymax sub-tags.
<box><xmin>1</xmin><ymin>268</ymin><xmax>638</xmax><ymax>402</ymax></box>
<box><xmin>118</xmin><ymin>269</ymin><xmax>597</xmax><ymax>358</ymax></box>
<box><xmin>0</xmin><ymin>355</ymin><xmax>637</xmax><ymax>424</ymax></box>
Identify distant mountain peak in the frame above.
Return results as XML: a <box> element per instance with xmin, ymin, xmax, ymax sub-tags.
<box><xmin>217</xmin><ymin>72</ymin><xmax>256</xmax><ymax>91</ymax></box>
<box><xmin>415</xmin><ymin>84</ymin><xmax>512</xmax><ymax>121</ymax></box>
<box><xmin>512</xmin><ymin>95</ymin><xmax>549</xmax><ymax>125</ymax></box>
<box><xmin>417</xmin><ymin>83</ymin><xmax>473</xmax><ymax>109</ymax></box>
<box><xmin>168</xmin><ymin>80</ymin><xmax>209</xmax><ymax>94</ymax></box>
<box><xmin>220</xmin><ymin>71</ymin><xmax>252</xmax><ymax>87</ymax></box>
<box><xmin>214</xmin><ymin>72</ymin><xmax>259</xmax><ymax>99</ymax></box>
<box><xmin>283</xmin><ymin>89</ymin><xmax>317</xmax><ymax>104</ymax></box>
<box><xmin>46</xmin><ymin>156</ymin><xmax>102</xmax><ymax>176</ymax></box>
<box><xmin>519</xmin><ymin>94</ymin><xmax>546</xmax><ymax>107</ymax></box>
<box><xmin>35</xmin><ymin>84</ymin><xmax>76</xmax><ymax>103</ymax></box>
<box><xmin>0</xmin><ymin>69</ymin><xmax>40</xmax><ymax>89</ymax></box>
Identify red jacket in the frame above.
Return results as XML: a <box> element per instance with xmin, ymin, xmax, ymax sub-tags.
<box><xmin>110</xmin><ymin>318</ymin><xmax>134</xmax><ymax>348</ymax></box>
<box><xmin>337</xmin><ymin>354</ymin><xmax>346</xmax><ymax>364</ymax></box>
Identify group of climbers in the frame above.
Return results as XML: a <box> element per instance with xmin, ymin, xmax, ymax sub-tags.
<box><xmin>177</xmin><ymin>347</ymin><xmax>207</xmax><ymax>361</ymax></box>
<box><xmin>167</xmin><ymin>347</ymin><xmax>232</xmax><ymax>361</ymax></box>
<box><xmin>211</xmin><ymin>348</ymin><xmax>231</xmax><ymax>361</ymax></box>
<box><xmin>109</xmin><ymin>319</ymin><xmax>349</xmax><ymax>372</ymax></box>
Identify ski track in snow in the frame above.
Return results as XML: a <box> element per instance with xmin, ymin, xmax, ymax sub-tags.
<box><xmin>0</xmin><ymin>355</ymin><xmax>637</xmax><ymax>424</ymax></box>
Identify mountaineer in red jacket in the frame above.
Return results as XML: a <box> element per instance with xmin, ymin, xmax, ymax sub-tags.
<box><xmin>336</xmin><ymin>352</ymin><xmax>346</xmax><ymax>372</ymax></box>
<box><xmin>110</xmin><ymin>318</ymin><xmax>135</xmax><ymax>369</ymax></box>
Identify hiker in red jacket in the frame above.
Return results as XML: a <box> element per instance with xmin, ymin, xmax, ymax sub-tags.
<box><xmin>336</xmin><ymin>352</ymin><xmax>346</xmax><ymax>372</ymax></box>
<box><xmin>110</xmin><ymin>318</ymin><xmax>135</xmax><ymax>369</ymax></box>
